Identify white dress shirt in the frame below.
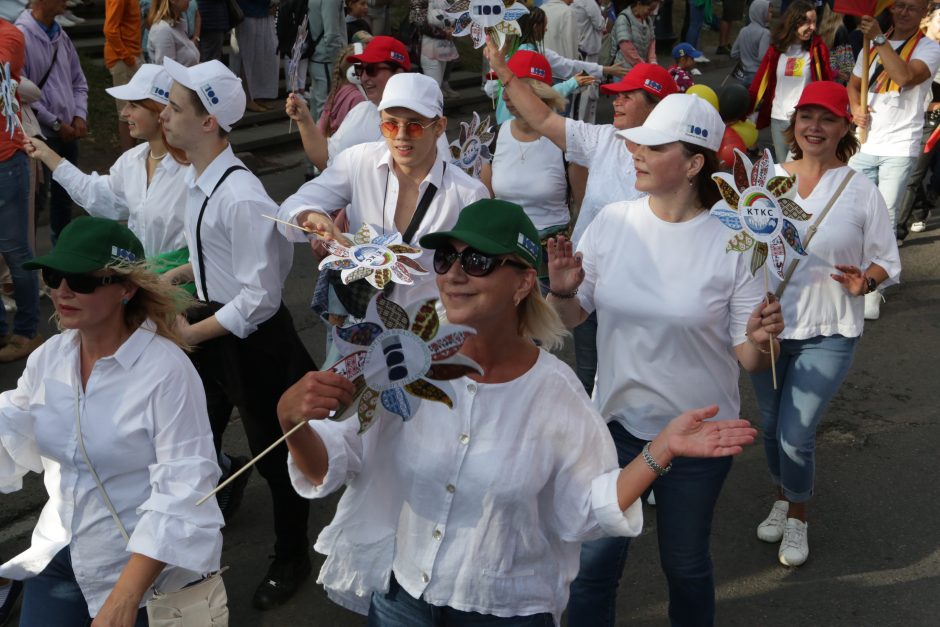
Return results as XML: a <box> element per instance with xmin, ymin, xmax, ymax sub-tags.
<box><xmin>573</xmin><ymin>0</ymin><xmax>606</xmax><ymax>56</ymax></box>
<box><xmin>52</xmin><ymin>143</ymin><xmax>189</xmax><ymax>258</ymax></box>
<box><xmin>279</xmin><ymin>141</ymin><xmax>489</xmax><ymax>309</ymax></box>
<box><xmin>541</xmin><ymin>0</ymin><xmax>579</xmax><ymax>60</ymax></box>
<box><xmin>288</xmin><ymin>349</ymin><xmax>643</xmax><ymax>624</ymax></box>
<box><xmin>184</xmin><ymin>145</ymin><xmax>294</xmax><ymax>338</ymax></box>
<box><xmin>0</xmin><ymin>323</ymin><xmax>223</xmax><ymax>617</ymax></box>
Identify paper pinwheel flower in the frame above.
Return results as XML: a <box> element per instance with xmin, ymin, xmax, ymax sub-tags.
<box><xmin>318</xmin><ymin>223</ymin><xmax>428</xmax><ymax>289</ymax></box>
<box><xmin>442</xmin><ymin>0</ymin><xmax>529</xmax><ymax>48</ymax></box>
<box><xmin>0</xmin><ymin>63</ymin><xmax>20</xmax><ymax>139</ymax></box>
<box><xmin>449</xmin><ymin>111</ymin><xmax>495</xmax><ymax>178</ymax></box>
<box><xmin>326</xmin><ymin>294</ymin><xmax>482</xmax><ymax>433</ymax></box>
<box><xmin>286</xmin><ymin>16</ymin><xmax>309</xmax><ymax>93</ymax></box>
<box><xmin>711</xmin><ymin>148</ymin><xmax>813</xmax><ymax>278</ymax></box>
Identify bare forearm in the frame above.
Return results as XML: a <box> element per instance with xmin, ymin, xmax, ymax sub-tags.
<box><xmin>281</xmin><ymin>420</ymin><xmax>330</xmax><ymax>486</ymax></box>
<box><xmin>864</xmin><ymin>263</ymin><xmax>889</xmax><ymax>285</ymax></box>
<box><xmin>615</xmin><ymin>434</ymin><xmax>672</xmax><ymax>510</ymax></box>
<box><xmin>490</xmin><ymin>64</ymin><xmax>567</xmax><ymax>149</ymax></box>
<box><xmin>188</xmin><ymin>315</ymin><xmax>229</xmax><ymax>344</ymax></box>
<box><xmin>108</xmin><ymin>553</ymin><xmax>165</xmax><ymax>608</ymax></box>
<box><xmin>547</xmin><ymin>295</ymin><xmax>588</xmax><ymax>328</ymax></box>
<box><xmin>298</xmin><ymin>119</ymin><xmax>328</xmax><ymax>170</ymax></box>
<box><xmin>876</xmin><ymin>46</ymin><xmax>925</xmax><ymax>87</ymax></box>
<box><xmin>736</xmin><ymin>336</ymin><xmax>781</xmax><ymax>372</ymax></box>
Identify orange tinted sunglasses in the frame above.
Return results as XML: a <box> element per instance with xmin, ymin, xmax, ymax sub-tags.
<box><xmin>379</xmin><ymin>119</ymin><xmax>438</xmax><ymax>139</ymax></box>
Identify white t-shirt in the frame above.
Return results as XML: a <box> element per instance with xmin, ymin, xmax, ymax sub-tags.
<box><xmin>771</xmin><ymin>45</ymin><xmax>812</xmax><ymax>122</ymax></box>
<box><xmin>853</xmin><ymin>35</ymin><xmax>940</xmax><ymax>157</ymax></box>
<box><xmin>491</xmin><ymin>121</ymin><xmax>570</xmax><ymax>231</ymax></box>
<box><xmin>770</xmin><ymin>165</ymin><xmax>901</xmax><ymax>340</ymax></box>
<box><xmin>565</xmin><ymin>120</ymin><xmax>642</xmax><ymax>245</ymax></box>
<box><xmin>577</xmin><ymin>198</ymin><xmax>764</xmax><ymax>440</ymax></box>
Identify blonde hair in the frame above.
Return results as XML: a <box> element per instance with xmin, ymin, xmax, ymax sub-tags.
<box><xmin>510</xmin><ymin>256</ymin><xmax>568</xmax><ymax>350</ymax></box>
<box><xmin>817</xmin><ymin>5</ymin><xmax>845</xmax><ymax>49</ymax></box>
<box><xmin>147</xmin><ymin>0</ymin><xmax>180</xmax><ymax>26</ymax></box>
<box><xmin>524</xmin><ymin>77</ymin><xmax>566</xmax><ymax>112</ymax></box>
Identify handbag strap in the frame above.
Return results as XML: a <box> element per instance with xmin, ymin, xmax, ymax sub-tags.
<box><xmin>195</xmin><ymin>165</ymin><xmax>247</xmax><ymax>302</ymax></box>
<box><xmin>774</xmin><ymin>168</ymin><xmax>855</xmax><ymax>300</ymax></box>
<box><xmin>36</xmin><ymin>43</ymin><xmax>59</xmax><ymax>91</ymax></box>
<box><xmin>74</xmin><ymin>385</ymin><xmax>130</xmax><ymax>544</ymax></box>
<box><xmin>401</xmin><ymin>162</ymin><xmax>445</xmax><ymax>244</ymax></box>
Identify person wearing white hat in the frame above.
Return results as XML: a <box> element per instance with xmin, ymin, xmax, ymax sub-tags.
<box><xmin>547</xmin><ymin>93</ymin><xmax>785</xmax><ymax>627</ymax></box>
<box><xmin>25</xmin><ymin>65</ymin><xmax>192</xmax><ymax>269</ymax></box>
<box><xmin>159</xmin><ymin>57</ymin><xmax>319</xmax><ymax>611</ymax></box>
<box><xmin>279</xmin><ymin>72</ymin><xmax>488</xmax><ymax>316</ymax></box>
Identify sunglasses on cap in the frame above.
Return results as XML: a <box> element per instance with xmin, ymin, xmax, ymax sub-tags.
<box><xmin>433</xmin><ymin>244</ymin><xmax>529</xmax><ymax>277</ymax></box>
<box><xmin>354</xmin><ymin>63</ymin><xmax>395</xmax><ymax>78</ymax></box>
<box><xmin>379</xmin><ymin>118</ymin><xmax>438</xmax><ymax>139</ymax></box>
<box><xmin>42</xmin><ymin>268</ymin><xmax>126</xmax><ymax>294</ymax></box>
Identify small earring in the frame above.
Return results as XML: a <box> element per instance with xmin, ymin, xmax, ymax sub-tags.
<box><xmin>513</xmin><ymin>297</ymin><xmax>521</xmax><ymax>307</ymax></box>
<box><xmin>121</xmin><ymin>298</ymin><xmax>129</xmax><ymax>305</ymax></box>
<box><xmin>688</xmin><ymin>177</ymin><xmax>694</xmax><ymax>188</ymax></box>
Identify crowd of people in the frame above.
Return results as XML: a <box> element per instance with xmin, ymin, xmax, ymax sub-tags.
<box><xmin>0</xmin><ymin>0</ymin><xmax>933</xmax><ymax>625</ymax></box>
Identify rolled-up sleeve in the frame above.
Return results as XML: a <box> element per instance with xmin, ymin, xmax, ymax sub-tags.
<box><xmin>287</xmin><ymin>417</ymin><xmax>364</xmax><ymax>498</ymax></box>
<box><xmin>862</xmin><ymin>189</ymin><xmax>901</xmax><ymax>287</ymax></box>
<box><xmin>0</xmin><ymin>360</ymin><xmax>42</xmax><ymax>493</ymax></box>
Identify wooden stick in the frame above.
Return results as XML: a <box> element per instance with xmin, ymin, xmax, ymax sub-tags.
<box><xmin>261</xmin><ymin>213</ymin><xmax>319</xmax><ymax>236</ymax></box>
<box><xmin>764</xmin><ymin>265</ymin><xmax>778</xmax><ymax>390</ymax></box>
<box><xmin>860</xmin><ymin>36</ymin><xmax>870</xmax><ymax>144</ymax></box>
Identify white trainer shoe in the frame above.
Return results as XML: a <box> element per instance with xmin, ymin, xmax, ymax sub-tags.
<box><xmin>757</xmin><ymin>500</ymin><xmax>788</xmax><ymax>543</ymax></box>
<box><xmin>864</xmin><ymin>290</ymin><xmax>882</xmax><ymax>320</ymax></box>
<box><xmin>778</xmin><ymin>518</ymin><xmax>809</xmax><ymax>566</ymax></box>
<box><xmin>910</xmin><ymin>221</ymin><xmax>926</xmax><ymax>233</ymax></box>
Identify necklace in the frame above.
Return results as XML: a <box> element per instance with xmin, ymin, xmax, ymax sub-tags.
<box><xmin>149</xmin><ymin>149</ymin><xmax>167</xmax><ymax>160</ymax></box>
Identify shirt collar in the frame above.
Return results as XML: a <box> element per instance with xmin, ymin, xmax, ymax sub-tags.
<box><xmin>134</xmin><ymin>144</ymin><xmax>182</xmax><ymax>173</ymax></box>
<box><xmin>190</xmin><ymin>144</ymin><xmax>238</xmax><ymax>196</ymax></box>
<box><xmin>374</xmin><ymin>144</ymin><xmax>447</xmax><ymax>190</ymax></box>
<box><xmin>65</xmin><ymin>320</ymin><xmax>159</xmax><ymax>373</ymax></box>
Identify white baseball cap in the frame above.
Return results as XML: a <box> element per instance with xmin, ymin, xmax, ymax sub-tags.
<box><xmin>105</xmin><ymin>64</ymin><xmax>173</xmax><ymax>105</ymax></box>
<box><xmin>378</xmin><ymin>73</ymin><xmax>443</xmax><ymax>119</ymax></box>
<box><xmin>163</xmin><ymin>58</ymin><xmax>246</xmax><ymax>132</ymax></box>
<box><xmin>617</xmin><ymin>93</ymin><xmax>723</xmax><ymax>152</ymax></box>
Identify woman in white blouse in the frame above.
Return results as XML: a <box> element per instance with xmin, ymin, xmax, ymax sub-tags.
<box><xmin>147</xmin><ymin>0</ymin><xmax>201</xmax><ymax>67</ymax></box>
<box><xmin>25</xmin><ymin>65</ymin><xmax>192</xmax><ymax>280</ymax></box>
<box><xmin>750</xmin><ymin>81</ymin><xmax>900</xmax><ymax>567</ymax></box>
<box><xmin>276</xmin><ymin>199</ymin><xmax>757</xmax><ymax>626</ymax></box>
<box><xmin>0</xmin><ymin>217</ymin><xmax>223</xmax><ymax>626</ymax></box>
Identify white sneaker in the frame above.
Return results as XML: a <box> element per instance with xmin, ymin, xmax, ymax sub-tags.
<box><xmin>757</xmin><ymin>500</ymin><xmax>789</xmax><ymax>543</ymax></box>
<box><xmin>910</xmin><ymin>221</ymin><xmax>926</xmax><ymax>232</ymax></box>
<box><xmin>864</xmin><ymin>290</ymin><xmax>882</xmax><ymax>320</ymax></box>
<box><xmin>0</xmin><ymin>292</ymin><xmax>15</xmax><ymax>313</ymax></box>
<box><xmin>690</xmin><ymin>68</ymin><xmax>702</xmax><ymax>76</ymax></box>
<box><xmin>697</xmin><ymin>54</ymin><xmax>711</xmax><ymax>63</ymax></box>
<box><xmin>778</xmin><ymin>518</ymin><xmax>809</xmax><ymax>566</ymax></box>
<box><xmin>62</xmin><ymin>10</ymin><xmax>84</xmax><ymax>22</ymax></box>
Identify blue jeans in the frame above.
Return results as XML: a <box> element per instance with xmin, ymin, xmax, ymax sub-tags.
<box><xmin>685</xmin><ymin>0</ymin><xmax>706</xmax><ymax>48</ymax></box>
<box><xmin>368</xmin><ymin>576</ymin><xmax>553</xmax><ymax>626</ymax></box>
<box><xmin>770</xmin><ymin>118</ymin><xmax>792</xmax><ymax>164</ymax></box>
<box><xmin>749</xmin><ymin>335</ymin><xmax>858</xmax><ymax>502</ymax></box>
<box><xmin>0</xmin><ymin>151</ymin><xmax>39</xmax><ymax>338</ymax></box>
<box><xmin>572</xmin><ymin>311</ymin><xmax>598</xmax><ymax>395</ymax></box>
<box><xmin>567</xmin><ymin>422</ymin><xmax>732</xmax><ymax>627</ymax></box>
<box><xmin>20</xmin><ymin>546</ymin><xmax>149</xmax><ymax>626</ymax></box>
<box><xmin>848</xmin><ymin>151</ymin><xmax>918</xmax><ymax>235</ymax></box>
<box><xmin>38</xmin><ymin>136</ymin><xmax>79</xmax><ymax>245</ymax></box>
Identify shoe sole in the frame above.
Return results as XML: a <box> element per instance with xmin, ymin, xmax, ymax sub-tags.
<box><xmin>757</xmin><ymin>528</ymin><xmax>784</xmax><ymax>543</ymax></box>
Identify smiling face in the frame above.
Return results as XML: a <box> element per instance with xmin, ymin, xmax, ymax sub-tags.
<box><xmin>380</xmin><ymin>107</ymin><xmax>445</xmax><ymax>173</ymax></box>
<box><xmin>926</xmin><ymin>8</ymin><xmax>940</xmax><ymax>40</ymax></box>
<box><xmin>120</xmin><ymin>101</ymin><xmax>161</xmax><ymax>141</ymax></box>
<box><xmin>611</xmin><ymin>89</ymin><xmax>657</xmax><ymax>131</ymax></box>
<box><xmin>796</xmin><ymin>10</ymin><xmax>816</xmax><ymax>41</ymax></box>
<box><xmin>893</xmin><ymin>0</ymin><xmax>930</xmax><ymax>37</ymax></box>
<box><xmin>359</xmin><ymin>63</ymin><xmax>398</xmax><ymax>105</ymax></box>
<box><xmin>629</xmin><ymin>141</ymin><xmax>702</xmax><ymax>196</ymax></box>
<box><xmin>792</xmin><ymin>105</ymin><xmax>850</xmax><ymax>160</ymax></box>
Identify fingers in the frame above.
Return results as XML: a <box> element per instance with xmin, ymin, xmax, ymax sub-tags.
<box><xmin>279</xmin><ymin>371</ymin><xmax>357</xmax><ymax>425</ymax></box>
<box><xmin>692</xmin><ymin>404</ymin><xmax>721</xmax><ymax>422</ymax></box>
<box><xmin>833</xmin><ymin>264</ymin><xmax>860</xmax><ymax>275</ymax></box>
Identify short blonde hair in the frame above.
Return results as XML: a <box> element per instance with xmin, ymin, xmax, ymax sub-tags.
<box><xmin>510</xmin><ymin>256</ymin><xmax>568</xmax><ymax>350</ymax></box>
<box><xmin>524</xmin><ymin>78</ymin><xmax>567</xmax><ymax>112</ymax></box>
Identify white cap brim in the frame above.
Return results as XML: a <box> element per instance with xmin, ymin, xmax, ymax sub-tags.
<box><xmin>104</xmin><ymin>83</ymin><xmax>151</xmax><ymax>102</ymax></box>
<box><xmin>616</xmin><ymin>126</ymin><xmax>680</xmax><ymax>147</ymax></box>
<box><xmin>378</xmin><ymin>97</ymin><xmax>440</xmax><ymax>119</ymax></box>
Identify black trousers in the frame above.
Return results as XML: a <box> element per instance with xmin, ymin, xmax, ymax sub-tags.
<box><xmin>188</xmin><ymin>303</ymin><xmax>317</xmax><ymax>557</ymax></box>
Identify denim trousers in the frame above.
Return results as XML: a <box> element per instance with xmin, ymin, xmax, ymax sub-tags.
<box><xmin>567</xmin><ymin>422</ymin><xmax>732</xmax><ymax>627</ymax></box>
<box><xmin>896</xmin><ymin>115</ymin><xmax>939</xmax><ymax>239</ymax></box>
<box><xmin>749</xmin><ymin>334</ymin><xmax>859</xmax><ymax>502</ymax></box>
<box><xmin>572</xmin><ymin>311</ymin><xmax>598</xmax><ymax>396</ymax></box>
<box><xmin>0</xmin><ymin>151</ymin><xmax>39</xmax><ymax>338</ymax></box>
<box><xmin>38</xmin><ymin>136</ymin><xmax>78</xmax><ymax>244</ymax></box>
<box><xmin>20</xmin><ymin>546</ymin><xmax>149</xmax><ymax>626</ymax></box>
<box><xmin>770</xmin><ymin>118</ymin><xmax>792</xmax><ymax>164</ymax></box>
<box><xmin>684</xmin><ymin>0</ymin><xmax>706</xmax><ymax>48</ymax></box>
<box><xmin>368</xmin><ymin>576</ymin><xmax>554</xmax><ymax>627</ymax></box>
<box><xmin>848</xmin><ymin>151</ymin><xmax>918</xmax><ymax>235</ymax></box>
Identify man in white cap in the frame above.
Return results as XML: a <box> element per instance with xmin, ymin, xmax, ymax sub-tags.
<box><xmin>279</xmin><ymin>72</ymin><xmax>488</xmax><ymax>312</ymax></box>
<box><xmin>159</xmin><ymin>57</ymin><xmax>319</xmax><ymax>611</ymax></box>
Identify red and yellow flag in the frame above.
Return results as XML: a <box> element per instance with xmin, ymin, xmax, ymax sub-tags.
<box><xmin>833</xmin><ymin>0</ymin><xmax>893</xmax><ymax>17</ymax></box>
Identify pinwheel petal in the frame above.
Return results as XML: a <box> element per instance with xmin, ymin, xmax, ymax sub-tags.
<box><xmin>750</xmin><ymin>149</ymin><xmax>771</xmax><ymax>187</ymax></box>
<box><xmin>405</xmin><ymin>378</ymin><xmax>453</xmax><ymax>408</ymax></box>
<box><xmin>779</xmin><ymin>198</ymin><xmax>812</xmax><ymax>221</ymax></box>
<box><xmin>322</xmin><ymin>238</ymin><xmax>348</xmax><ymax>257</ymax></box>
<box><xmin>319</xmin><ymin>258</ymin><xmax>356</xmax><ymax>271</ymax></box>
<box><xmin>390</xmin><ymin>262</ymin><xmax>415</xmax><ymax>285</ymax></box>
<box><xmin>411</xmin><ymin>300</ymin><xmax>440</xmax><ymax>340</ymax></box>
<box><xmin>381</xmin><ymin>387</ymin><xmax>412</xmax><ymax>420</ymax></box>
<box><xmin>450</xmin><ymin>144</ymin><xmax>461</xmax><ymax>160</ymax></box>
<box><xmin>326</xmin><ymin>349</ymin><xmax>367</xmax><ymax>378</ymax></box>
<box><xmin>389</xmin><ymin>244</ymin><xmax>422</xmax><ymax>256</ymax></box>
<box><xmin>504</xmin><ymin>2</ymin><xmax>530</xmax><ymax>20</ymax></box>
<box><xmin>396</xmin><ymin>256</ymin><xmax>428</xmax><ymax>274</ymax></box>
<box><xmin>373</xmin><ymin>232</ymin><xmax>401</xmax><ymax>246</ymax></box>
<box><xmin>770</xmin><ymin>236</ymin><xmax>787</xmax><ymax>278</ymax></box>
<box><xmin>711</xmin><ymin>205</ymin><xmax>743</xmax><ymax>231</ymax></box>
<box><xmin>449</xmin><ymin>0</ymin><xmax>470</xmax><ymax>13</ymax></box>
<box><xmin>428</xmin><ymin>329</ymin><xmax>471</xmax><ymax>360</ymax></box>
<box><xmin>732</xmin><ymin>149</ymin><xmax>750</xmax><ymax>191</ymax></box>
<box><xmin>471</xmin><ymin>22</ymin><xmax>485</xmax><ymax>48</ymax></box>
<box><xmin>750</xmin><ymin>241</ymin><xmax>768</xmax><ymax>276</ymax></box>
<box><xmin>369</xmin><ymin>268</ymin><xmax>392</xmax><ymax>289</ymax></box>
<box><xmin>328</xmin><ymin>374</ymin><xmax>366</xmax><ymax>422</ymax></box>
<box><xmin>376</xmin><ymin>294</ymin><xmax>410</xmax><ymax>329</ymax></box>
<box><xmin>357</xmin><ymin>387</ymin><xmax>380</xmax><ymax>434</ymax></box>
<box><xmin>341</xmin><ymin>266</ymin><xmax>373</xmax><ymax>285</ymax></box>
<box><xmin>726</xmin><ymin>231</ymin><xmax>755</xmax><ymax>253</ymax></box>
<box><xmin>767</xmin><ymin>175</ymin><xmax>796</xmax><ymax>199</ymax></box>
<box><xmin>334</xmin><ymin>322</ymin><xmax>383</xmax><ymax>348</ymax></box>
<box><xmin>781</xmin><ymin>220</ymin><xmax>807</xmax><ymax>255</ymax></box>
<box><xmin>712</xmin><ymin>173</ymin><xmax>741</xmax><ymax>209</ymax></box>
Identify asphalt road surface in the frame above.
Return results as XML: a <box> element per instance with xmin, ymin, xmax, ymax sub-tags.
<box><xmin>2</xmin><ymin>58</ymin><xmax>939</xmax><ymax>626</ymax></box>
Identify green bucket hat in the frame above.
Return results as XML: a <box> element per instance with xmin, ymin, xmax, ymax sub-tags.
<box><xmin>24</xmin><ymin>216</ymin><xmax>145</xmax><ymax>273</ymax></box>
<box><xmin>419</xmin><ymin>199</ymin><xmax>541</xmax><ymax>268</ymax></box>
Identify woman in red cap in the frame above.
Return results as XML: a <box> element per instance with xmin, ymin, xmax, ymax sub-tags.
<box><xmin>750</xmin><ymin>80</ymin><xmax>900</xmax><ymax>567</ymax></box>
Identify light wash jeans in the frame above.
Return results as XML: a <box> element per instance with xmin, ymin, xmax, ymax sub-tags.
<box><xmin>848</xmin><ymin>151</ymin><xmax>918</xmax><ymax>235</ymax></box>
<box><xmin>0</xmin><ymin>151</ymin><xmax>39</xmax><ymax>338</ymax></box>
<box><xmin>770</xmin><ymin>117</ymin><xmax>792</xmax><ymax>164</ymax></box>
<box><xmin>749</xmin><ymin>334</ymin><xmax>859</xmax><ymax>502</ymax></box>
<box><xmin>308</xmin><ymin>60</ymin><xmax>333</xmax><ymax>118</ymax></box>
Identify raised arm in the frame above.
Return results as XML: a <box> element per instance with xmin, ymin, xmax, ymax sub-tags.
<box><xmin>286</xmin><ymin>93</ymin><xmax>329</xmax><ymax>170</ymax></box>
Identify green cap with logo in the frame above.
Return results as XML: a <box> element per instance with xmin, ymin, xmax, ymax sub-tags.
<box><xmin>420</xmin><ymin>199</ymin><xmax>541</xmax><ymax>268</ymax></box>
<box><xmin>24</xmin><ymin>216</ymin><xmax>145</xmax><ymax>273</ymax></box>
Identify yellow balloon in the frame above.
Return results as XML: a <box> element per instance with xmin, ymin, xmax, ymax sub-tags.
<box><xmin>687</xmin><ymin>84</ymin><xmax>719</xmax><ymax>111</ymax></box>
<box><xmin>731</xmin><ymin>120</ymin><xmax>759</xmax><ymax>148</ymax></box>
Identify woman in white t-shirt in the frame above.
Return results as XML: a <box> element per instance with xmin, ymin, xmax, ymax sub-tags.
<box><xmin>748</xmin><ymin>0</ymin><xmax>831</xmax><ymax>162</ymax></box>
<box><xmin>750</xmin><ymin>82</ymin><xmax>900</xmax><ymax>568</ymax></box>
<box><xmin>276</xmin><ymin>199</ymin><xmax>757</xmax><ymax>626</ymax></box>
<box><xmin>147</xmin><ymin>0</ymin><xmax>201</xmax><ymax>67</ymax></box>
<box><xmin>547</xmin><ymin>93</ymin><xmax>783</xmax><ymax>627</ymax></box>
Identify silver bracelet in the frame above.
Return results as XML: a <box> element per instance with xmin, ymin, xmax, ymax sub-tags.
<box><xmin>642</xmin><ymin>442</ymin><xmax>672</xmax><ymax>476</ymax></box>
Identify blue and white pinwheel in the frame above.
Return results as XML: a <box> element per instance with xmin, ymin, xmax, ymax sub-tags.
<box><xmin>318</xmin><ymin>223</ymin><xmax>428</xmax><ymax>290</ymax></box>
<box><xmin>443</xmin><ymin>0</ymin><xmax>529</xmax><ymax>48</ymax></box>
<box><xmin>449</xmin><ymin>111</ymin><xmax>494</xmax><ymax>178</ymax></box>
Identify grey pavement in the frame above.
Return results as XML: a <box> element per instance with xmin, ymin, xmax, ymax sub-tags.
<box><xmin>2</xmin><ymin>58</ymin><xmax>939</xmax><ymax>626</ymax></box>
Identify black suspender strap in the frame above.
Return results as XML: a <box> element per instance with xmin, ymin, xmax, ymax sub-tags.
<box><xmin>195</xmin><ymin>165</ymin><xmax>248</xmax><ymax>302</ymax></box>
<box><xmin>401</xmin><ymin>162</ymin><xmax>445</xmax><ymax>244</ymax></box>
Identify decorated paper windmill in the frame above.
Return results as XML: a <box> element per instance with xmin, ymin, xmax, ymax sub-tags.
<box><xmin>326</xmin><ymin>294</ymin><xmax>482</xmax><ymax>433</ymax></box>
<box><xmin>449</xmin><ymin>112</ymin><xmax>495</xmax><ymax>178</ymax></box>
<box><xmin>318</xmin><ymin>223</ymin><xmax>428</xmax><ymax>289</ymax></box>
<box><xmin>711</xmin><ymin>148</ymin><xmax>813</xmax><ymax>279</ymax></box>
<box><xmin>286</xmin><ymin>15</ymin><xmax>309</xmax><ymax>133</ymax></box>
<box><xmin>442</xmin><ymin>0</ymin><xmax>529</xmax><ymax>48</ymax></box>
<box><xmin>0</xmin><ymin>63</ymin><xmax>21</xmax><ymax>140</ymax></box>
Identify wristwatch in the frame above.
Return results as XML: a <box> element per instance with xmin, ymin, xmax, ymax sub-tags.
<box><xmin>872</xmin><ymin>34</ymin><xmax>887</xmax><ymax>47</ymax></box>
<box><xmin>864</xmin><ymin>276</ymin><xmax>877</xmax><ymax>294</ymax></box>
<box><xmin>51</xmin><ymin>118</ymin><xmax>61</xmax><ymax>132</ymax></box>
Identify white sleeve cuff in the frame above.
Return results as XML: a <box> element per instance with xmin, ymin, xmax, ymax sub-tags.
<box><xmin>287</xmin><ymin>422</ymin><xmax>351</xmax><ymax>499</ymax></box>
<box><xmin>213</xmin><ymin>303</ymin><xmax>254</xmax><ymax>339</ymax></box>
<box><xmin>591</xmin><ymin>469</ymin><xmax>644</xmax><ymax>538</ymax></box>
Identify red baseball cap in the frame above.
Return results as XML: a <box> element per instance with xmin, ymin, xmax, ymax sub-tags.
<box><xmin>347</xmin><ymin>36</ymin><xmax>412</xmax><ymax>72</ymax></box>
<box><xmin>601</xmin><ymin>63</ymin><xmax>678</xmax><ymax>100</ymax></box>
<box><xmin>507</xmin><ymin>50</ymin><xmax>553</xmax><ymax>85</ymax></box>
<box><xmin>794</xmin><ymin>81</ymin><xmax>852</xmax><ymax>121</ymax></box>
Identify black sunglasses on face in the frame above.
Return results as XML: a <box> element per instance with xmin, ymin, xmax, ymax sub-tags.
<box><xmin>42</xmin><ymin>268</ymin><xmax>125</xmax><ymax>294</ymax></box>
<box><xmin>433</xmin><ymin>245</ymin><xmax>530</xmax><ymax>277</ymax></box>
<box><xmin>354</xmin><ymin>63</ymin><xmax>394</xmax><ymax>78</ymax></box>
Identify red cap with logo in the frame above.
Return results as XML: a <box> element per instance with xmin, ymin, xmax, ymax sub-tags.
<box><xmin>507</xmin><ymin>50</ymin><xmax>553</xmax><ymax>85</ymax></box>
<box><xmin>794</xmin><ymin>81</ymin><xmax>853</xmax><ymax>121</ymax></box>
<box><xmin>347</xmin><ymin>36</ymin><xmax>412</xmax><ymax>71</ymax></box>
<box><xmin>601</xmin><ymin>63</ymin><xmax>678</xmax><ymax>100</ymax></box>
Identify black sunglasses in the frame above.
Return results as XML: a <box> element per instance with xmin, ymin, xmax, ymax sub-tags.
<box><xmin>42</xmin><ymin>268</ymin><xmax>125</xmax><ymax>294</ymax></box>
<box><xmin>433</xmin><ymin>245</ymin><xmax>530</xmax><ymax>277</ymax></box>
<box><xmin>354</xmin><ymin>63</ymin><xmax>395</xmax><ymax>78</ymax></box>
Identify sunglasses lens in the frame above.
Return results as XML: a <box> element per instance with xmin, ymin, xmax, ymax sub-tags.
<box><xmin>404</xmin><ymin>122</ymin><xmax>425</xmax><ymax>139</ymax></box>
<box><xmin>42</xmin><ymin>269</ymin><xmax>120</xmax><ymax>294</ymax></box>
<box><xmin>42</xmin><ymin>268</ymin><xmax>63</xmax><ymax>290</ymax></box>
<box><xmin>379</xmin><ymin>121</ymin><xmax>397</xmax><ymax>138</ymax></box>
<box><xmin>462</xmin><ymin>250</ymin><xmax>497</xmax><ymax>277</ymax></box>
<box><xmin>433</xmin><ymin>246</ymin><xmax>459</xmax><ymax>274</ymax></box>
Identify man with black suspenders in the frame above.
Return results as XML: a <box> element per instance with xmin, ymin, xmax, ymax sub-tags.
<box><xmin>159</xmin><ymin>58</ymin><xmax>317</xmax><ymax>611</ymax></box>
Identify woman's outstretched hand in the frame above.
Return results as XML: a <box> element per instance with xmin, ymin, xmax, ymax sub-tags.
<box><xmin>831</xmin><ymin>264</ymin><xmax>868</xmax><ymax>296</ymax></box>
<box><xmin>661</xmin><ymin>405</ymin><xmax>757</xmax><ymax>460</ymax></box>
<box><xmin>546</xmin><ymin>235</ymin><xmax>585</xmax><ymax>295</ymax></box>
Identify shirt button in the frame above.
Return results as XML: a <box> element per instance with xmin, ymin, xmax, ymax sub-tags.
<box><xmin>459</xmin><ymin>433</ymin><xmax>470</xmax><ymax>445</ymax></box>
<box><xmin>432</xmin><ymin>529</ymin><xmax>442</xmax><ymax>540</ymax></box>
<box><xmin>421</xmin><ymin>572</ymin><xmax>430</xmax><ymax>583</ymax></box>
<box><xmin>467</xmin><ymin>383</ymin><xmax>477</xmax><ymax>393</ymax></box>
<box><xmin>446</xmin><ymin>483</ymin><xmax>456</xmax><ymax>493</ymax></box>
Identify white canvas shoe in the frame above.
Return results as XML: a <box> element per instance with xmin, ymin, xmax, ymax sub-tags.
<box><xmin>778</xmin><ymin>518</ymin><xmax>809</xmax><ymax>566</ymax></box>
<box><xmin>757</xmin><ymin>500</ymin><xmax>788</xmax><ymax>543</ymax></box>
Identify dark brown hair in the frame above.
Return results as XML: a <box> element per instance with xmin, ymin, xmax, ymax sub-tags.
<box><xmin>680</xmin><ymin>142</ymin><xmax>721</xmax><ymax>208</ymax></box>
<box><xmin>188</xmin><ymin>89</ymin><xmax>230</xmax><ymax>138</ymax></box>
<box><xmin>781</xmin><ymin>110</ymin><xmax>860</xmax><ymax>162</ymax></box>
<box><xmin>772</xmin><ymin>0</ymin><xmax>817</xmax><ymax>51</ymax></box>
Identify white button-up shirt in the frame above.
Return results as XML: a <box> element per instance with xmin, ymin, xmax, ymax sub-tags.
<box><xmin>288</xmin><ymin>350</ymin><xmax>643</xmax><ymax>624</ymax></box>
<box><xmin>52</xmin><ymin>143</ymin><xmax>189</xmax><ymax>258</ymax></box>
<box><xmin>0</xmin><ymin>323</ymin><xmax>224</xmax><ymax>617</ymax></box>
<box><xmin>278</xmin><ymin>141</ymin><xmax>489</xmax><ymax>310</ymax></box>
<box><xmin>184</xmin><ymin>145</ymin><xmax>294</xmax><ymax>338</ymax></box>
